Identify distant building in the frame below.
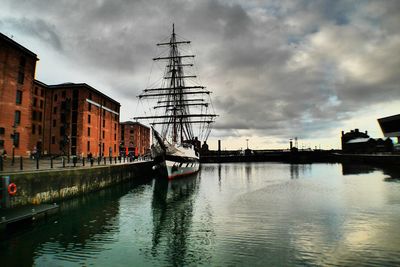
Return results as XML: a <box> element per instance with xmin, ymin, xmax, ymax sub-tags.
<box><xmin>341</xmin><ymin>129</ymin><xmax>393</xmax><ymax>153</ymax></box>
<box><xmin>0</xmin><ymin>32</ymin><xmax>38</xmax><ymax>157</ymax></box>
<box><xmin>43</xmin><ymin>83</ymin><xmax>120</xmax><ymax>157</ymax></box>
<box><xmin>120</xmin><ymin>121</ymin><xmax>150</xmax><ymax>156</ymax></box>
<box><xmin>378</xmin><ymin>114</ymin><xmax>400</xmax><ymax>151</ymax></box>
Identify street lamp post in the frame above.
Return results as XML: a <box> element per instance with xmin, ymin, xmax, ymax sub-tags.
<box><xmin>246</xmin><ymin>139</ymin><xmax>249</xmax><ymax>149</ymax></box>
<box><xmin>11</xmin><ymin>124</ymin><xmax>16</xmax><ymax>166</ymax></box>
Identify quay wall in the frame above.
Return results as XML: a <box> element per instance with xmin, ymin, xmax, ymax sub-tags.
<box><xmin>201</xmin><ymin>151</ymin><xmax>400</xmax><ymax>165</ymax></box>
<box><xmin>2</xmin><ymin>161</ymin><xmax>153</xmax><ymax>208</ymax></box>
<box><xmin>201</xmin><ymin>151</ymin><xmax>338</xmax><ymax>164</ymax></box>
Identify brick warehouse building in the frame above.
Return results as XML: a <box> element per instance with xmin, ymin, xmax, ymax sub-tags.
<box><xmin>120</xmin><ymin>121</ymin><xmax>150</xmax><ymax>157</ymax></box>
<box><xmin>1</xmin><ymin>32</ymin><xmax>151</xmax><ymax>158</ymax></box>
<box><xmin>43</xmin><ymin>83</ymin><xmax>120</xmax><ymax>157</ymax></box>
<box><xmin>0</xmin><ymin>32</ymin><xmax>38</xmax><ymax>157</ymax></box>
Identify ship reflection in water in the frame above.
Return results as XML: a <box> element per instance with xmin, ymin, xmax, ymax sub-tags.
<box><xmin>1</xmin><ymin>163</ymin><xmax>400</xmax><ymax>266</ymax></box>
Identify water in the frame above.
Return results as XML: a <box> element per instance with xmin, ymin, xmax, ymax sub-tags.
<box><xmin>1</xmin><ymin>163</ymin><xmax>400</xmax><ymax>266</ymax></box>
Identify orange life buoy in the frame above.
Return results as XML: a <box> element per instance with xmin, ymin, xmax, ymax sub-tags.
<box><xmin>8</xmin><ymin>183</ymin><xmax>17</xmax><ymax>196</ymax></box>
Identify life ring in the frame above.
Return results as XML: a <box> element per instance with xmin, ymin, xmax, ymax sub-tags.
<box><xmin>8</xmin><ymin>183</ymin><xmax>17</xmax><ymax>196</ymax></box>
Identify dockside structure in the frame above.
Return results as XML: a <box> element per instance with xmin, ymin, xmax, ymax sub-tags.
<box><xmin>120</xmin><ymin>121</ymin><xmax>150</xmax><ymax>157</ymax></box>
<box><xmin>43</xmin><ymin>83</ymin><xmax>121</xmax><ymax>157</ymax></box>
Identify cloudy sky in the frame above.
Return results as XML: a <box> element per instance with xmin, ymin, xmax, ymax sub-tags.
<box><xmin>1</xmin><ymin>0</ymin><xmax>399</xmax><ymax>150</ymax></box>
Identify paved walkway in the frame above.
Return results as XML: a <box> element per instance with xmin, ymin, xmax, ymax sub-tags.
<box><xmin>0</xmin><ymin>157</ymin><xmax>151</xmax><ymax>174</ymax></box>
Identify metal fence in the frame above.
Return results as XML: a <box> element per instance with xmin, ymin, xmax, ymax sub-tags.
<box><xmin>0</xmin><ymin>155</ymin><xmax>150</xmax><ymax>173</ymax></box>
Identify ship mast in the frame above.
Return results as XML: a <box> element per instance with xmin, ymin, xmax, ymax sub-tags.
<box><xmin>134</xmin><ymin>24</ymin><xmax>217</xmax><ymax>144</ymax></box>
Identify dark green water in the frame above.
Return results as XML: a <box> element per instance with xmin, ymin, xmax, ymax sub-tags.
<box><xmin>1</xmin><ymin>163</ymin><xmax>400</xmax><ymax>266</ymax></box>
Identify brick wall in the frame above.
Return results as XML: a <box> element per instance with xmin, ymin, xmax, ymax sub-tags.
<box><xmin>0</xmin><ymin>34</ymin><xmax>38</xmax><ymax>157</ymax></box>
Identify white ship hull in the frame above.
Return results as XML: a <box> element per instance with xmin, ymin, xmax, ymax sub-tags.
<box><xmin>152</xmin><ymin>136</ymin><xmax>200</xmax><ymax>179</ymax></box>
<box><xmin>165</xmin><ymin>159</ymin><xmax>200</xmax><ymax>179</ymax></box>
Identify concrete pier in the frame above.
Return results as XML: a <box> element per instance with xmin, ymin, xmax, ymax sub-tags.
<box><xmin>1</xmin><ymin>161</ymin><xmax>153</xmax><ymax>208</ymax></box>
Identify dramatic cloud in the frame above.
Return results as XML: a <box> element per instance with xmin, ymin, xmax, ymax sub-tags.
<box><xmin>1</xmin><ymin>0</ymin><xmax>399</xmax><ymax>149</ymax></box>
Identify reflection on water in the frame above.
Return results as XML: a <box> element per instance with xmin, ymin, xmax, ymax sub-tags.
<box><xmin>1</xmin><ymin>163</ymin><xmax>400</xmax><ymax>266</ymax></box>
<box><xmin>150</xmin><ymin>174</ymin><xmax>205</xmax><ymax>266</ymax></box>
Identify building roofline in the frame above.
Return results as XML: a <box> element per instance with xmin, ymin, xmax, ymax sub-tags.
<box><xmin>33</xmin><ymin>79</ymin><xmax>49</xmax><ymax>88</ymax></box>
<box><xmin>0</xmin><ymin>32</ymin><xmax>38</xmax><ymax>59</ymax></box>
<box><xmin>378</xmin><ymin>114</ymin><xmax>400</xmax><ymax>122</ymax></box>
<box><xmin>120</xmin><ymin>121</ymin><xmax>150</xmax><ymax>129</ymax></box>
<box><xmin>48</xmin><ymin>83</ymin><xmax>121</xmax><ymax>106</ymax></box>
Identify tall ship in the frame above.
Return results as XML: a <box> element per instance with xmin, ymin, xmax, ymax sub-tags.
<box><xmin>134</xmin><ymin>25</ymin><xmax>217</xmax><ymax>179</ymax></box>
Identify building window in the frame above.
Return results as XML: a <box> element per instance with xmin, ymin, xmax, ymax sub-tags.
<box><xmin>114</xmin><ymin>133</ymin><xmax>116</xmax><ymax>141</ymax></box>
<box><xmin>40</xmin><ymin>89</ymin><xmax>44</xmax><ymax>97</ymax></box>
<box><xmin>40</xmin><ymin>100</ymin><xmax>44</xmax><ymax>108</ymax></box>
<box><xmin>17</xmin><ymin>56</ymin><xmax>25</xmax><ymax>85</ymax></box>
<box><xmin>34</xmin><ymin>87</ymin><xmax>38</xmax><ymax>95</ymax></box>
<box><xmin>103</xmin><ymin>109</ymin><xmax>105</xmax><ymax>116</ymax></box>
<box><xmin>102</xmin><ymin>131</ymin><xmax>105</xmax><ymax>138</ymax></box>
<box><xmin>130</xmin><ymin>129</ymin><xmax>134</xmax><ymax>134</ymax></box>
<box><xmin>88</xmin><ymin>127</ymin><xmax>91</xmax><ymax>136</ymax></box>
<box><xmin>32</xmin><ymin>124</ymin><xmax>36</xmax><ymax>134</ymax></box>
<box><xmin>103</xmin><ymin>119</ymin><xmax>105</xmax><ymax>127</ymax></box>
<box><xmin>38</xmin><ymin>125</ymin><xmax>42</xmax><ymax>135</ymax></box>
<box><xmin>0</xmin><ymin>140</ymin><xmax>4</xmax><ymax>148</ymax></box>
<box><xmin>19</xmin><ymin>56</ymin><xmax>26</xmax><ymax>67</ymax></box>
<box><xmin>33</xmin><ymin>97</ymin><xmax>37</xmax><ymax>107</ymax></box>
<box><xmin>114</xmin><ymin>144</ymin><xmax>116</xmax><ymax>152</ymax></box>
<box><xmin>114</xmin><ymin>123</ymin><xmax>117</xmax><ymax>130</ymax></box>
<box><xmin>52</xmin><ymin>136</ymin><xmax>55</xmax><ymax>144</ymax></box>
<box><xmin>0</xmin><ymin>127</ymin><xmax>4</xmax><ymax>135</ymax></box>
<box><xmin>54</xmin><ymin>94</ymin><xmax>58</xmax><ymax>101</ymax></box>
<box><xmin>88</xmin><ymin>114</ymin><xmax>91</xmax><ymax>124</ymax></box>
<box><xmin>53</xmin><ymin>107</ymin><xmax>57</xmax><ymax>114</ymax></box>
<box><xmin>32</xmin><ymin>110</ymin><xmax>37</xmax><ymax>121</ymax></box>
<box><xmin>38</xmin><ymin>112</ymin><xmax>42</xmax><ymax>121</ymax></box>
<box><xmin>16</xmin><ymin>90</ymin><xmax>22</xmax><ymax>104</ymax></box>
<box><xmin>87</xmin><ymin>141</ymin><xmax>90</xmax><ymax>151</ymax></box>
<box><xmin>62</xmin><ymin>91</ymin><xmax>66</xmax><ymax>98</ymax></box>
<box><xmin>88</xmin><ymin>103</ymin><xmax>91</xmax><ymax>111</ymax></box>
<box><xmin>17</xmin><ymin>71</ymin><xmax>24</xmax><ymax>84</ymax></box>
<box><xmin>14</xmin><ymin>110</ymin><xmax>21</xmax><ymax>125</ymax></box>
<box><xmin>53</xmin><ymin>120</ymin><xmax>56</xmax><ymax>127</ymax></box>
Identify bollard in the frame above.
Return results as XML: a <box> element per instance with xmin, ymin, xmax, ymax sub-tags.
<box><xmin>97</xmin><ymin>157</ymin><xmax>100</xmax><ymax>165</ymax></box>
<box><xmin>62</xmin><ymin>157</ymin><xmax>66</xmax><ymax>168</ymax></box>
<box><xmin>20</xmin><ymin>156</ymin><xmax>23</xmax><ymax>170</ymax></box>
<box><xmin>50</xmin><ymin>157</ymin><xmax>53</xmax><ymax>169</ymax></box>
<box><xmin>103</xmin><ymin>157</ymin><xmax>106</xmax><ymax>165</ymax></box>
<box><xmin>109</xmin><ymin>156</ymin><xmax>112</xmax><ymax>164</ymax></box>
<box><xmin>91</xmin><ymin>158</ymin><xmax>94</xmax><ymax>167</ymax></box>
<box><xmin>36</xmin><ymin>157</ymin><xmax>39</xmax><ymax>170</ymax></box>
<box><xmin>73</xmin><ymin>156</ymin><xmax>77</xmax><ymax>167</ymax></box>
<box><xmin>1</xmin><ymin>176</ymin><xmax>11</xmax><ymax>208</ymax></box>
<box><xmin>82</xmin><ymin>157</ymin><xmax>85</xmax><ymax>166</ymax></box>
<box><xmin>115</xmin><ymin>157</ymin><xmax>117</xmax><ymax>164</ymax></box>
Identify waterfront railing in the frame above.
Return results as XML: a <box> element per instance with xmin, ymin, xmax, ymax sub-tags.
<box><xmin>0</xmin><ymin>155</ymin><xmax>149</xmax><ymax>173</ymax></box>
